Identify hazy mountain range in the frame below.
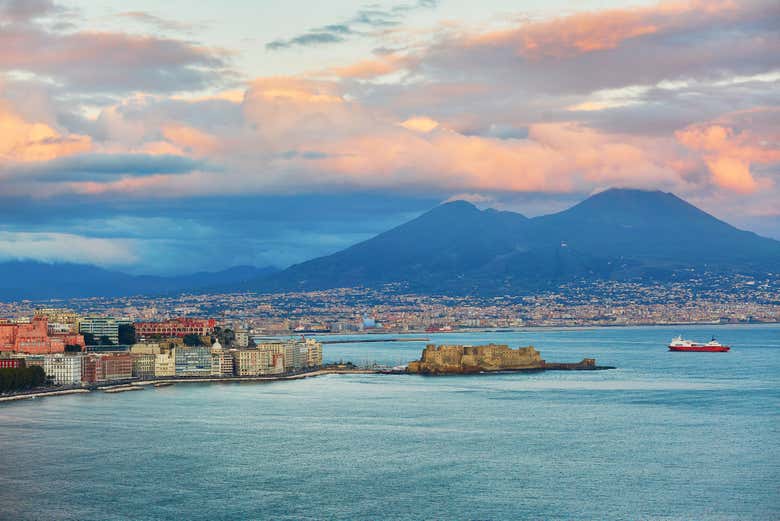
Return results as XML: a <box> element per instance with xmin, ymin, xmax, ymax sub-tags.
<box><xmin>2</xmin><ymin>189</ymin><xmax>779</xmax><ymax>300</ymax></box>
<box><xmin>0</xmin><ymin>263</ymin><xmax>278</xmax><ymax>300</ymax></box>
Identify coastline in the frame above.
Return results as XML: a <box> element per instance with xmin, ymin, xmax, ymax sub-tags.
<box><xmin>0</xmin><ymin>388</ymin><xmax>90</xmax><ymax>403</ymax></box>
<box><xmin>312</xmin><ymin>321</ymin><xmax>780</xmax><ymax>337</ymax></box>
<box><xmin>0</xmin><ymin>368</ymin><xmax>379</xmax><ymax>403</ymax></box>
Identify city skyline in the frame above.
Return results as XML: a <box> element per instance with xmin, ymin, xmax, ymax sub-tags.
<box><xmin>1</xmin><ymin>0</ymin><xmax>778</xmax><ymax>274</ymax></box>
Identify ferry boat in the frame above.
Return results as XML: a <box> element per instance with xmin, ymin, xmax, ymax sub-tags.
<box><xmin>668</xmin><ymin>335</ymin><xmax>730</xmax><ymax>352</ymax></box>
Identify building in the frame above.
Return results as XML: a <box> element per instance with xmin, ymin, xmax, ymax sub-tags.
<box><xmin>154</xmin><ymin>348</ymin><xmax>176</xmax><ymax>377</ymax></box>
<box><xmin>0</xmin><ymin>317</ymin><xmax>65</xmax><ymax>354</ymax></box>
<box><xmin>79</xmin><ymin>317</ymin><xmax>130</xmax><ymax>345</ymax></box>
<box><xmin>130</xmin><ymin>342</ymin><xmax>163</xmax><ymax>355</ymax></box>
<box><xmin>209</xmin><ymin>340</ymin><xmax>234</xmax><ymax>376</ymax></box>
<box><xmin>256</xmin><ymin>340</ymin><xmax>288</xmax><ymax>373</ymax></box>
<box><xmin>42</xmin><ymin>354</ymin><xmax>83</xmax><ymax>385</ymax></box>
<box><xmin>135</xmin><ymin>318</ymin><xmax>216</xmax><ymax>339</ymax></box>
<box><xmin>0</xmin><ymin>358</ymin><xmax>23</xmax><ymax>369</ymax></box>
<box><xmin>131</xmin><ymin>353</ymin><xmax>156</xmax><ymax>379</ymax></box>
<box><xmin>232</xmin><ymin>349</ymin><xmax>261</xmax><ymax>376</ymax></box>
<box><xmin>174</xmin><ymin>344</ymin><xmax>211</xmax><ymax>376</ymax></box>
<box><xmin>305</xmin><ymin>338</ymin><xmax>323</xmax><ymax>368</ymax></box>
<box><xmin>82</xmin><ymin>353</ymin><xmax>133</xmax><ymax>383</ymax></box>
<box><xmin>34</xmin><ymin>308</ymin><xmax>80</xmax><ymax>333</ymax></box>
<box><xmin>234</xmin><ymin>327</ymin><xmax>249</xmax><ymax>348</ymax></box>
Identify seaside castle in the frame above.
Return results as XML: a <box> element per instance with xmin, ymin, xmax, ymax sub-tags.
<box><xmin>407</xmin><ymin>344</ymin><xmax>545</xmax><ymax>374</ymax></box>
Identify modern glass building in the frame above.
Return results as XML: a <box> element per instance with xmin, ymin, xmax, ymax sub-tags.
<box><xmin>174</xmin><ymin>345</ymin><xmax>211</xmax><ymax>376</ymax></box>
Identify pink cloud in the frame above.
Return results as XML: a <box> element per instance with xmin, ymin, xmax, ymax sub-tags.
<box><xmin>676</xmin><ymin>108</ymin><xmax>780</xmax><ymax>193</ymax></box>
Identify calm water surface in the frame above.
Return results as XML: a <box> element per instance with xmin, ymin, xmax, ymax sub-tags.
<box><xmin>0</xmin><ymin>325</ymin><xmax>778</xmax><ymax>520</ymax></box>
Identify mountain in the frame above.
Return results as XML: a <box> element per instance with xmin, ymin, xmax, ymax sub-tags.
<box><xmin>254</xmin><ymin>189</ymin><xmax>780</xmax><ymax>294</ymax></box>
<box><xmin>0</xmin><ymin>262</ymin><xmax>278</xmax><ymax>300</ymax></box>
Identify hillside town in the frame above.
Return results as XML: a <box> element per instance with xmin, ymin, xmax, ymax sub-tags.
<box><xmin>1</xmin><ymin>274</ymin><xmax>777</xmax><ymax>336</ymax></box>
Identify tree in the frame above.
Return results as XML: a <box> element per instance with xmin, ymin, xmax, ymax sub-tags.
<box><xmin>118</xmin><ymin>323</ymin><xmax>136</xmax><ymax>345</ymax></box>
<box><xmin>183</xmin><ymin>334</ymin><xmax>203</xmax><ymax>347</ymax></box>
<box><xmin>82</xmin><ymin>332</ymin><xmax>96</xmax><ymax>345</ymax></box>
<box><xmin>64</xmin><ymin>344</ymin><xmax>82</xmax><ymax>353</ymax></box>
<box><xmin>0</xmin><ymin>366</ymin><xmax>45</xmax><ymax>392</ymax></box>
<box><xmin>99</xmin><ymin>335</ymin><xmax>114</xmax><ymax>346</ymax></box>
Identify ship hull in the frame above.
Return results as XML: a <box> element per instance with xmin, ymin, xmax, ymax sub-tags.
<box><xmin>668</xmin><ymin>345</ymin><xmax>730</xmax><ymax>352</ymax></box>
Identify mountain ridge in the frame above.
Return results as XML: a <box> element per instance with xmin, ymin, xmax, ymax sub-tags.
<box><xmin>254</xmin><ymin>188</ymin><xmax>780</xmax><ymax>295</ymax></box>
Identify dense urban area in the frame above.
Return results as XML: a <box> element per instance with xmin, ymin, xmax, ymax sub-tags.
<box><xmin>1</xmin><ymin>275</ymin><xmax>777</xmax><ymax>395</ymax></box>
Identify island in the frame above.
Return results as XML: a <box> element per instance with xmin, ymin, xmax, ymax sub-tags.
<box><xmin>406</xmin><ymin>344</ymin><xmax>613</xmax><ymax>374</ymax></box>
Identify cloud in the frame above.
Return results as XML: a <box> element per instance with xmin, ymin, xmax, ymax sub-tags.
<box><xmin>1</xmin><ymin>0</ymin><xmax>778</xmax><ymax>247</ymax></box>
<box><xmin>676</xmin><ymin>108</ymin><xmax>780</xmax><ymax>193</ymax></box>
<box><xmin>117</xmin><ymin>11</ymin><xmax>198</xmax><ymax>33</ymax></box>
<box><xmin>0</xmin><ymin>4</ymin><xmax>231</xmax><ymax>93</ymax></box>
<box><xmin>0</xmin><ymin>0</ymin><xmax>63</xmax><ymax>22</ymax></box>
<box><xmin>266</xmin><ymin>0</ymin><xmax>439</xmax><ymax>50</ymax></box>
<box><xmin>0</xmin><ymin>100</ymin><xmax>91</xmax><ymax>161</ymax></box>
<box><xmin>0</xmin><ymin>231</ymin><xmax>138</xmax><ymax>267</ymax></box>
<box><xmin>3</xmin><ymin>153</ymin><xmax>207</xmax><ymax>183</ymax></box>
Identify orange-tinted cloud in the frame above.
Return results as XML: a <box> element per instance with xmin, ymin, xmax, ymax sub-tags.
<box><xmin>162</xmin><ymin>124</ymin><xmax>220</xmax><ymax>156</ymax></box>
<box><xmin>677</xmin><ymin>110</ymin><xmax>780</xmax><ymax>193</ymax></box>
<box><xmin>0</xmin><ymin>101</ymin><xmax>91</xmax><ymax>162</ymax></box>
<box><xmin>328</xmin><ymin>54</ymin><xmax>408</xmax><ymax>79</ymax></box>
<box><xmin>463</xmin><ymin>1</ymin><xmax>741</xmax><ymax>59</ymax></box>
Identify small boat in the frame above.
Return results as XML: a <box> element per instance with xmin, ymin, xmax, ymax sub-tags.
<box><xmin>668</xmin><ymin>335</ymin><xmax>730</xmax><ymax>352</ymax></box>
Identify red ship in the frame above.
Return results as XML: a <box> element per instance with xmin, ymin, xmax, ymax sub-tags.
<box><xmin>668</xmin><ymin>336</ymin><xmax>730</xmax><ymax>352</ymax></box>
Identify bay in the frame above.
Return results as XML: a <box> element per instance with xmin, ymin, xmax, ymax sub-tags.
<box><xmin>0</xmin><ymin>324</ymin><xmax>778</xmax><ymax>520</ymax></box>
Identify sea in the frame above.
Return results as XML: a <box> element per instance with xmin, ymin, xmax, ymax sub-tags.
<box><xmin>0</xmin><ymin>324</ymin><xmax>778</xmax><ymax>521</ymax></box>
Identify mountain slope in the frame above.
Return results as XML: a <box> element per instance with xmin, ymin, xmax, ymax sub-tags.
<box><xmin>0</xmin><ymin>262</ymin><xmax>278</xmax><ymax>300</ymax></box>
<box><xmin>256</xmin><ymin>189</ymin><xmax>780</xmax><ymax>294</ymax></box>
<box><xmin>262</xmin><ymin>200</ymin><xmax>531</xmax><ymax>291</ymax></box>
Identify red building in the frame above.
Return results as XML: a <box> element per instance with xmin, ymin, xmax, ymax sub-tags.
<box><xmin>82</xmin><ymin>353</ymin><xmax>133</xmax><ymax>383</ymax></box>
<box><xmin>0</xmin><ymin>358</ymin><xmax>23</xmax><ymax>369</ymax></box>
<box><xmin>135</xmin><ymin>318</ymin><xmax>216</xmax><ymax>339</ymax></box>
<box><xmin>58</xmin><ymin>334</ymin><xmax>86</xmax><ymax>349</ymax></box>
<box><xmin>0</xmin><ymin>317</ymin><xmax>65</xmax><ymax>354</ymax></box>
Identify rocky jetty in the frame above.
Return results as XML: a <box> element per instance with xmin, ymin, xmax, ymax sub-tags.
<box><xmin>407</xmin><ymin>344</ymin><xmax>608</xmax><ymax>374</ymax></box>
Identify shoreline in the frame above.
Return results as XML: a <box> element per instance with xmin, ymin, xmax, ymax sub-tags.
<box><xmin>0</xmin><ymin>362</ymin><xmax>618</xmax><ymax>402</ymax></box>
<box><xmin>0</xmin><ymin>368</ymin><xmax>379</xmax><ymax>403</ymax></box>
<box><xmin>0</xmin><ymin>388</ymin><xmax>90</xmax><ymax>403</ymax></box>
<box><xmin>310</xmin><ymin>321</ymin><xmax>780</xmax><ymax>337</ymax></box>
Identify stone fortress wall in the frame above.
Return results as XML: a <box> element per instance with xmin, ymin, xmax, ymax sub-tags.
<box><xmin>408</xmin><ymin>343</ymin><xmax>545</xmax><ymax>374</ymax></box>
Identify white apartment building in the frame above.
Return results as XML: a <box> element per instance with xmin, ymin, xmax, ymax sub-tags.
<box><xmin>42</xmin><ymin>354</ymin><xmax>83</xmax><ymax>385</ymax></box>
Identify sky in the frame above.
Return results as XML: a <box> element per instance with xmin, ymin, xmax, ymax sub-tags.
<box><xmin>0</xmin><ymin>0</ymin><xmax>778</xmax><ymax>274</ymax></box>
